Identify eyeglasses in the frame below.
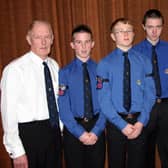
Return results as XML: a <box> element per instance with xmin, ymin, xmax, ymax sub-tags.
<box><xmin>114</xmin><ymin>30</ymin><xmax>133</xmax><ymax>35</ymax></box>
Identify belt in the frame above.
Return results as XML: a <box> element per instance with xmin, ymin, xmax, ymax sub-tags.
<box><xmin>75</xmin><ymin>114</ymin><xmax>99</xmax><ymax>123</ymax></box>
<box><xmin>156</xmin><ymin>98</ymin><xmax>168</xmax><ymax>103</ymax></box>
<box><xmin>19</xmin><ymin>119</ymin><xmax>50</xmax><ymax>125</ymax></box>
<box><xmin>118</xmin><ymin>112</ymin><xmax>140</xmax><ymax>119</ymax></box>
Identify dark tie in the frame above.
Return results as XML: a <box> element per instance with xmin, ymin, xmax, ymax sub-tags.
<box><xmin>43</xmin><ymin>62</ymin><xmax>59</xmax><ymax>128</ymax></box>
<box><xmin>123</xmin><ymin>52</ymin><xmax>131</xmax><ymax>112</ymax></box>
<box><xmin>152</xmin><ymin>46</ymin><xmax>161</xmax><ymax>97</ymax></box>
<box><xmin>82</xmin><ymin>63</ymin><xmax>93</xmax><ymax>120</ymax></box>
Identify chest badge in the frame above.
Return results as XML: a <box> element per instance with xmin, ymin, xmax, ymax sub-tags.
<box><xmin>59</xmin><ymin>84</ymin><xmax>68</xmax><ymax>96</ymax></box>
<box><xmin>136</xmin><ymin>80</ymin><xmax>141</xmax><ymax>85</ymax></box>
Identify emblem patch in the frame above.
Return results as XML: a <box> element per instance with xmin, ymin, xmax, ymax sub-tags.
<box><xmin>59</xmin><ymin>84</ymin><xmax>68</xmax><ymax>96</ymax></box>
<box><xmin>96</xmin><ymin>76</ymin><xmax>109</xmax><ymax>89</ymax></box>
<box><xmin>136</xmin><ymin>80</ymin><xmax>141</xmax><ymax>85</ymax></box>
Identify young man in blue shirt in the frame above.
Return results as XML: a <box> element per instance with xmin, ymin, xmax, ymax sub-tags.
<box><xmin>58</xmin><ymin>24</ymin><xmax>105</xmax><ymax>168</ymax></box>
<box><xmin>97</xmin><ymin>18</ymin><xmax>155</xmax><ymax>168</ymax></box>
<box><xmin>134</xmin><ymin>9</ymin><xmax>168</xmax><ymax>168</ymax></box>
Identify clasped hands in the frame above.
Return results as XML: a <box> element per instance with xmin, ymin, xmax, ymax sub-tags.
<box><xmin>122</xmin><ymin>121</ymin><xmax>143</xmax><ymax>139</ymax></box>
<box><xmin>79</xmin><ymin>132</ymin><xmax>98</xmax><ymax>145</ymax></box>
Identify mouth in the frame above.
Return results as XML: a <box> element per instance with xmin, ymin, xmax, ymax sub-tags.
<box><xmin>81</xmin><ymin>50</ymin><xmax>87</xmax><ymax>54</ymax></box>
<box><xmin>40</xmin><ymin>47</ymin><xmax>47</xmax><ymax>50</ymax></box>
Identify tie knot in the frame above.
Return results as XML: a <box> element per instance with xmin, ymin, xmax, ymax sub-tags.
<box><xmin>82</xmin><ymin>62</ymin><xmax>87</xmax><ymax>68</ymax></box>
<box><xmin>152</xmin><ymin>45</ymin><xmax>156</xmax><ymax>50</ymax></box>
<box><xmin>43</xmin><ymin>61</ymin><xmax>47</xmax><ymax>67</ymax></box>
<box><xmin>123</xmin><ymin>52</ymin><xmax>128</xmax><ymax>57</ymax></box>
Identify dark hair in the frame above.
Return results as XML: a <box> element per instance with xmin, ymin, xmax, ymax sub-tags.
<box><xmin>110</xmin><ymin>18</ymin><xmax>133</xmax><ymax>33</ymax></box>
<box><xmin>71</xmin><ymin>24</ymin><xmax>93</xmax><ymax>40</ymax></box>
<box><xmin>142</xmin><ymin>9</ymin><xmax>164</xmax><ymax>25</ymax></box>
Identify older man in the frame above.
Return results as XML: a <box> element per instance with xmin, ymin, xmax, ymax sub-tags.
<box><xmin>1</xmin><ymin>20</ymin><xmax>62</xmax><ymax>168</ymax></box>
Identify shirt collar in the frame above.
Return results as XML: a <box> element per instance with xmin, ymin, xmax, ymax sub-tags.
<box><xmin>29</xmin><ymin>51</ymin><xmax>49</xmax><ymax>67</ymax></box>
<box><xmin>145</xmin><ymin>38</ymin><xmax>161</xmax><ymax>49</ymax></box>
<box><xmin>75</xmin><ymin>57</ymin><xmax>91</xmax><ymax>67</ymax></box>
<box><xmin>116</xmin><ymin>47</ymin><xmax>132</xmax><ymax>56</ymax></box>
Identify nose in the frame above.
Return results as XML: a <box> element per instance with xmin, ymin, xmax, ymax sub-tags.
<box><xmin>152</xmin><ymin>27</ymin><xmax>157</xmax><ymax>34</ymax></box>
<box><xmin>81</xmin><ymin>42</ymin><xmax>86</xmax><ymax>49</ymax></box>
<box><xmin>123</xmin><ymin>31</ymin><xmax>129</xmax><ymax>36</ymax></box>
<box><xmin>41</xmin><ymin>38</ymin><xmax>46</xmax><ymax>45</ymax></box>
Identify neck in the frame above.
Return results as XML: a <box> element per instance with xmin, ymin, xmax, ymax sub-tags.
<box><xmin>76</xmin><ymin>56</ymin><xmax>90</xmax><ymax>63</ymax></box>
<box><xmin>146</xmin><ymin>38</ymin><xmax>159</xmax><ymax>46</ymax></box>
<box><xmin>117</xmin><ymin>45</ymin><xmax>132</xmax><ymax>52</ymax></box>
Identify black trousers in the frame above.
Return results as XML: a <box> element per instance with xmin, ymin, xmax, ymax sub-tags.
<box><xmin>18</xmin><ymin>119</ymin><xmax>62</xmax><ymax>168</ymax></box>
<box><xmin>63</xmin><ymin>117</ymin><xmax>105</xmax><ymax>168</ymax></box>
<box><xmin>145</xmin><ymin>101</ymin><xmax>168</xmax><ymax>168</ymax></box>
<box><xmin>107</xmin><ymin>117</ymin><xmax>146</xmax><ymax>168</ymax></box>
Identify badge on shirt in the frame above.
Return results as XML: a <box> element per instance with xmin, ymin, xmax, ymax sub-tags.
<box><xmin>59</xmin><ymin>84</ymin><xmax>68</xmax><ymax>96</ymax></box>
<box><xmin>136</xmin><ymin>80</ymin><xmax>141</xmax><ymax>85</ymax></box>
<box><xmin>96</xmin><ymin>76</ymin><xmax>109</xmax><ymax>89</ymax></box>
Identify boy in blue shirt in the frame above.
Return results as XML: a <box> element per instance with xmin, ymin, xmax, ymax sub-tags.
<box><xmin>97</xmin><ymin>18</ymin><xmax>155</xmax><ymax>168</ymax></box>
<box><xmin>58</xmin><ymin>24</ymin><xmax>105</xmax><ymax>168</ymax></box>
<box><xmin>134</xmin><ymin>9</ymin><xmax>168</xmax><ymax>168</ymax></box>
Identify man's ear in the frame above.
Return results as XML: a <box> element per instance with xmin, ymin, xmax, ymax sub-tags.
<box><xmin>26</xmin><ymin>35</ymin><xmax>32</xmax><ymax>45</ymax></box>
<box><xmin>91</xmin><ymin>41</ymin><xmax>95</xmax><ymax>48</ymax></box>
<box><xmin>70</xmin><ymin>42</ymin><xmax>75</xmax><ymax>49</ymax></box>
<box><xmin>142</xmin><ymin>24</ymin><xmax>145</xmax><ymax>31</ymax></box>
<box><xmin>110</xmin><ymin>33</ymin><xmax>116</xmax><ymax>42</ymax></box>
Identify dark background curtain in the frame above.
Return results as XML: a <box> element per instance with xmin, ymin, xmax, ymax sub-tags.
<box><xmin>1</xmin><ymin>0</ymin><xmax>167</xmax><ymax>167</ymax></box>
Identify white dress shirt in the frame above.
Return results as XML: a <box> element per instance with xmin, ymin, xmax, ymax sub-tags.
<box><xmin>0</xmin><ymin>51</ymin><xmax>59</xmax><ymax>158</ymax></box>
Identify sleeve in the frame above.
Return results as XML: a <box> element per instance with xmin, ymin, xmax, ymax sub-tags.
<box><xmin>90</xmin><ymin>111</ymin><xmax>106</xmax><ymax>136</ymax></box>
<box><xmin>58</xmin><ymin>70</ymin><xmax>85</xmax><ymax>138</ymax></box>
<box><xmin>97</xmin><ymin>61</ymin><xmax>128</xmax><ymax>130</ymax></box>
<box><xmin>137</xmin><ymin>57</ymin><xmax>156</xmax><ymax>126</ymax></box>
<box><xmin>0</xmin><ymin>66</ymin><xmax>25</xmax><ymax>158</ymax></box>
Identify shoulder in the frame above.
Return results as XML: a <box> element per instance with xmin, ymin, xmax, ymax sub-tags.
<box><xmin>133</xmin><ymin>40</ymin><xmax>146</xmax><ymax>51</ymax></box>
<box><xmin>59</xmin><ymin>60</ymin><xmax>75</xmax><ymax>75</ymax></box>
<box><xmin>98</xmin><ymin>50</ymin><xmax>116</xmax><ymax>65</ymax></box>
<box><xmin>159</xmin><ymin>40</ymin><xmax>168</xmax><ymax>47</ymax></box>
<box><xmin>1</xmin><ymin>52</ymin><xmax>31</xmax><ymax>83</ymax></box>
<box><xmin>2</xmin><ymin>52</ymin><xmax>30</xmax><ymax>73</ymax></box>
<box><xmin>131</xmin><ymin>48</ymin><xmax>148</xmax><ymax>60</ymax></box>
<box><xmin>88</xmin><ymin>59</ymin><xmax>97</xmax><ymax>68</ymax></box>
<box><xmin>48</xmin><ymin>57</ymin><xmax>59</xmax><ymax>70</ymax></box>
<box><xmin>131</xmin><ymin>48</ymin><xmax>143</xmax><ymax>57</ymax></box>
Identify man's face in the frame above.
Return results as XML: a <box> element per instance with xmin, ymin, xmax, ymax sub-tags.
<box><xmin>26</xmin><ymin>22</ymin><xmax>53</xmax><ymax>59</ymax></box>
<box><xmin>111</xmin><ymin>22</ymin><xmax>134</xmax><ymax>51</ymax></box>
<box><xmin>143</xmin><ymin>18</ymin><xmax>163</xmax><ymax>43</ymax></box>
<box><xmin>70</xmin><ymin>32</ymin><xmax>95</xmax><ymax>62</ymax></box>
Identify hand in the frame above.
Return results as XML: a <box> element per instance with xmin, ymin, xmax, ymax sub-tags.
<box><xmin>122</xmin><ymin>123</ymin><xmax>134</xmax><ymax>137</ymax></box>
<box><xmin>87</xmin><ymin>132</ymin><xmax>98</xmax><ymax>145</ymax></box>
<box><xmin>13</xmin><ymin>154</ymin><xmax>28</xmax><ymax>168</ymax></box>
<box><xmin>127</xmin><ymin>122</ymin><xmax>143</xmax><ymax>139</ymax></box>
<box><xmin>79</xmin><ymin>132</ymin><xmax>90</xmax><ymax>145</ymax></box>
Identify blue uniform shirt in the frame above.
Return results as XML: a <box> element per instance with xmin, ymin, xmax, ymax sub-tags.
<box><xmin>134</xmin><ymin>39</ymin><xmax>168</xmax><ymax>98</ymax></box>
<box><xmin>58</xmin><ymin>58</ymin><xmax>106</xmax><ymax>138</ymax></box>
<box><xmin>97</xmin><ymin>48</ymin><xmax>155</xmax><ymax>130</ymax></box>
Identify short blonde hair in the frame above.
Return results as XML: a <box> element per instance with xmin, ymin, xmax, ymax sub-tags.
<box><xmin>110</xmin><ymin>18</ymin><xmax>134</xmax><ymax>33</ymax></box>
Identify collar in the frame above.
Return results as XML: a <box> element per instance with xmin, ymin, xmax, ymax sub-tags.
<box><xmin>75</xmin><ymin>57</ymin><xmax>91</xmax><ymax>67</ymax></box>
<box><xmin>145</xmin><ymin>38</ymin><xmax>161</xmax><ymax>49</ymax></box>
<box><xmin>29</xmin><ymin>51</ymin><xmax>49</xmax><ymax>67</ymax></box>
